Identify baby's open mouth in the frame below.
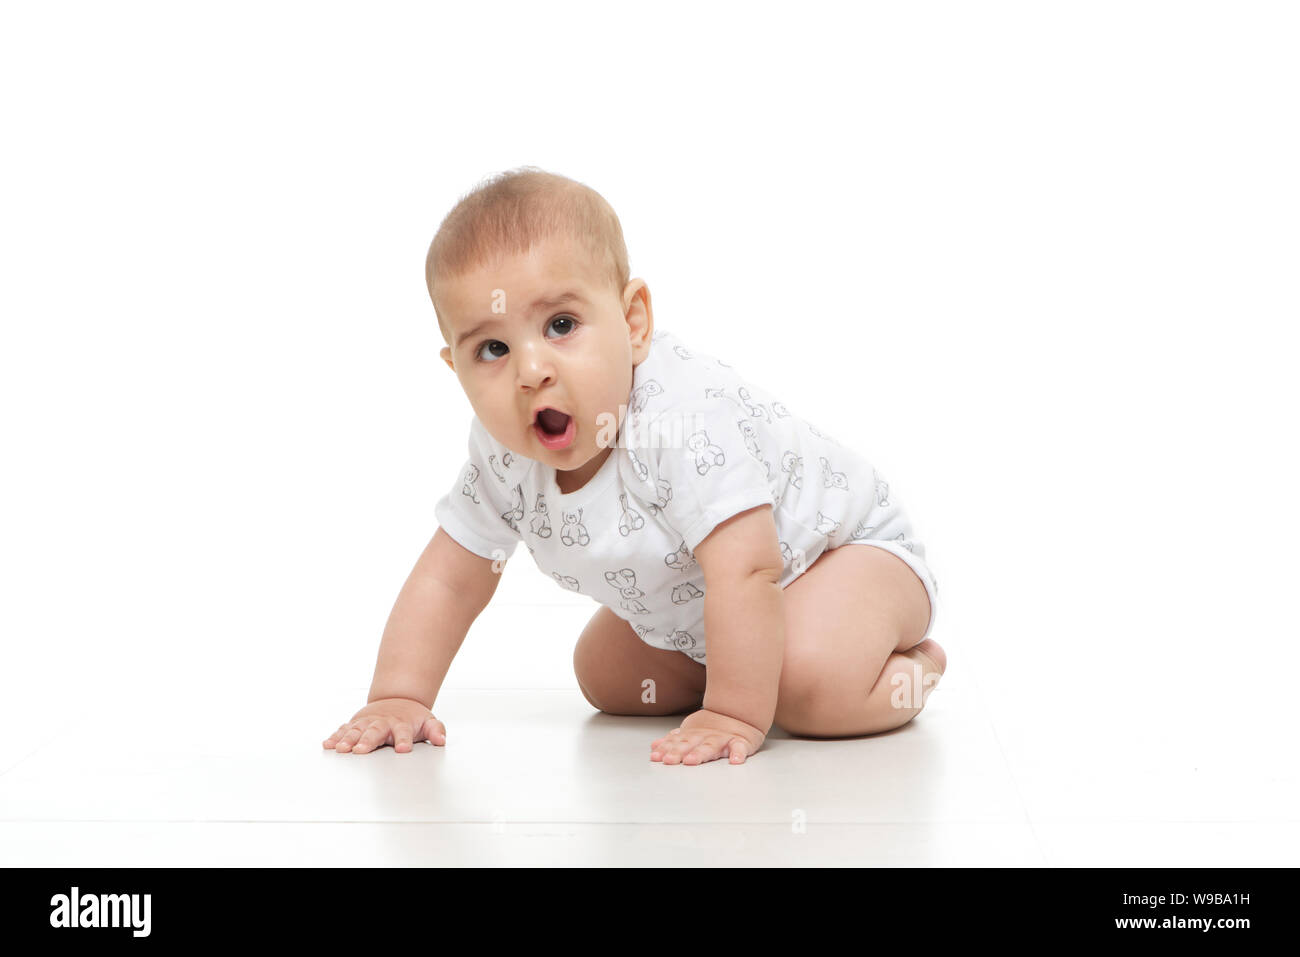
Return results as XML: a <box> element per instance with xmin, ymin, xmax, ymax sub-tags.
<box><xmin>534</xmin><ymin>408</ymin><xmax>571</xmax><ymax>436</ymax></box>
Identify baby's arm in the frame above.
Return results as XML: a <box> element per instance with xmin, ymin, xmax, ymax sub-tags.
<box><xmin>649</xmin><ymin>504</ymin><xmax>786</xmax><ymax>766</ymax></box>
<box><xmin>322</xmin><ymin>526</ymin><xmax>503</xmax><ymax>754</ymax></box>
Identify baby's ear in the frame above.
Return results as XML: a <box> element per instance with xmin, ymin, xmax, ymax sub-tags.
<box><xmin>440</xmin><ymin>346</ymin><xmax>455</xmax><ymax>371</ymax></box>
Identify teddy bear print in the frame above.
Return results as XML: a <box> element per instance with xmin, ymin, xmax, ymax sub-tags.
<box><xmin>500</xmin><ymin>486</ymin><xmax>525</xmax><ymax>533</ymax></box>
<box><xmin>551</xmin><ymin>572</ymin><xmax>580</xmax><ymax>591</ymax></box>
<box><xmin>488</xmin><ymin>453</ymin><xmax>512</xmax><ymax>484</ymax></box>
<box><xmin>644</xmin><ymin>476</ymin><xmax>673</xmax><ymax>515</ymax></box>
<box><xmin>814</xmin><ymin>511</ymin><xmax>842</xmax><ymax>536</ymax></box>
<box><xmin>529</xmin><ymin>493</ymin><xmax>552</xmax><ymax>538</ymax></box>
<box><xmin>673</xmin><ymin>345</ymin><xmax>694</xmax><ymax>361</ymax></box>
<box><xmin>874</xmin><ymin>471</ymin><xmax>891</xmax><ymax>507</ymax></box>
<box><xmin>738</xmin><ymin>387</ymin><xmax>772</xmax><ymax>425</ymax></box>
<box><xmin>820</xmin><ymin>457</ymin><xmax>849</xmax><ymax>491</ymax></box>
<box><xmin>664</xmin><ymin>540</ymin><xmax>697</xmax><ymax>573</ymax></box>
<box><xmin>771</xmin><ymin>401</ymin><xmax>790</xmax><ymax>419</ymax></box>
<box><xmin>737</xmin><ymin>420</ymin><xmax>760</xmax><ymax>458</ymax></box>
<box><xmin>703</xmin><ymin>387</ymin><xmax>728</xmax><ymax>400</ymax></box>
<box><xmin>460</xmin><ymin>463</ymin><xmax>482</xmax><ymax>505</ymax></box>
<box><xmin>630</xmin><ymin>380</ymin><xmax>664</xmax><ymax>415</ymax></box>
<box><xmin>627</xmin><ymin>448</ymin><xmax>650</xmax><ymax>483</ymax></box>
<box><xmin>618</xmin><ymin>492</ymin><xmax>645</xmax><ymax>536</ymax></box>
<box><xmin>668</xmin><ymin>629</ymin><xmax>698</xmax><ymax>653</ymax></box>
<box><xmin>560</xmin><ymin>509</ymin><xmax>590</xmax><ymax>547</ymax></box>
<box><xmin>671</xmin><ymin>581</ymin><xmax>704</xmax><ymax>605</ymax></box>
<box><xmin>605</xmin><ymin>568</ymin><xmax>650</xmax><ymax>615</ymax></box>
<box><xmin>892</xmin><ymin>532</ymin><xmax>914</xmax><ymax>553</ymax></box>
<box><xmin>633</xmin><ymin>623</ymin><xmax>656</xmax><ymax>642</ymax></box>
<box><xmin>848</xmin><ymin>519</ymin><xmax>877</xmax><ymax>541</ymax></box>
<box><xmin>736</xmin><ymin>421</ymin><xmax>776</xmax><ymax>481</ymax></box>
<box><xmin>686</xmin><ymin>429</ymin><xmax>726</xmax><ymax>476</ymax></box>
<box><xmin>781</xmin><ymin>451</ymin><xmax>804</xmax><ymax>489</ymax></box>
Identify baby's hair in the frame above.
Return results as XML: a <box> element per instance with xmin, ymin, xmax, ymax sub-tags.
<box><xmin>426</xmin><ymin>166</ymin><xmax>630</xmax><ymax>337</ymax></box>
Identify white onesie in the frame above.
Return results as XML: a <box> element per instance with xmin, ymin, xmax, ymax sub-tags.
<box><xmin>434</xmin><ymin>328</ymin><xmax>939</xmax><ymax>664</ymax></box>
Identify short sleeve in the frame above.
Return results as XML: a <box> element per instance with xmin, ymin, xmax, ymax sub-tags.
<box><xmin>632</xmin><ymin>395</ymin><xmax>777</xmax><ymax>552</ymax></box>
<box><xmin>433</xmin><ymin>417</ymin><xmax>523</xmax><ymax>561</ymax></box>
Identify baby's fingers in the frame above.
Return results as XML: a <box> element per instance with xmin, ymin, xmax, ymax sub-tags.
<box><xmin>322</xmin><ymin>724</ymin><xmax>351</xmax><ymax>749</ymax></box>
<box><xmin>421</xmin><ymin>717</ymin><xmax>447</xmax><ymax>747</ymax></box>
<box><xmin>649</xmin><ymin>727</ymin><xmax>682</xmax><ymax>761</ymax></box>
<box><xmin>654</xmin><ymin>731</ymin><xmax>714</xmax><ymax>765</ymax></box>
<box><xmin>393</xmin><ymin>723</ymin><xmax>414</xmax><ymax>752</ymax></box>
<box><xmin>677</xmin><ymin>735</ymin><xmax>727</xmax><ymax>765</ymax></box>
<box><xmin>335</xmin><ymin>725</ymin><xmax>367</xmax><ymax>752</ymax></box>
<box><xmin>325</xmin><ymin>724</ymin><xmax>366</xmax><ymax>752</ymax></box>
<box><xmin>350</xmin><ymin>720</ymin><xmax>391</xmax><ymax>754</ymax></box>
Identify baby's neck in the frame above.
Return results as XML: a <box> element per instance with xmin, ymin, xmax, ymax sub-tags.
<box><xmin>555</xmin><ymin>444</ymin><xmax>613</xmax><ymax>494</ymax></box>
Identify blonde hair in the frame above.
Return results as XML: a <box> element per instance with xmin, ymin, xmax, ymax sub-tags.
<box><xmin>426</xmin><ymin>167</ymin><xmax>630</xmax><ymax>336</ymax></box>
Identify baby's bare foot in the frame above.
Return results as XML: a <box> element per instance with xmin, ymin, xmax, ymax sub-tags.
<box><xmin>901</xmin><ymin>639</ymin><xmax>945</xmax><ymax>708</ymax></box>
<box><xmin>907</xmin><ymin>638</ymin><xmax>946</xmax><ymax>676</ymax></box>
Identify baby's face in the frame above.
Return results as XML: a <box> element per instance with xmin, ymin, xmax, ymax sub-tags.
<box><xmin>436</xmin><ymin>236</ymin><xmax>653</xmax><ymax>483</ymax></box>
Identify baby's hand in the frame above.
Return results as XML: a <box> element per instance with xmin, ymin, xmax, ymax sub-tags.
<box><xmin>650</xmin><ymin>708</ymin><xmax>766</xmax><ymax>766</ymax></box>
<box><xmin>322</xmin><ymin>698</ymin><xmax>446</xmax><ymax>754</ymax></box>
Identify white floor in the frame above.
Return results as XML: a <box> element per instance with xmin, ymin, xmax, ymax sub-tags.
<box><xmin>1</xmin><ymin>602</ymin><xmax>1296</xmax><ymax>867</ymax></box>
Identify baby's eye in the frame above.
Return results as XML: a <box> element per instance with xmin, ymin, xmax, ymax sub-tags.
<box><xmin>547</xmin><ymin>315</ymin><xmax>578</xmax><ymax>337</ymax></box>
<box><xmin>475</xmin><ymin>316</ymin><xmax>577</xmax><ymax>362</ymax></box>
<box><xmin>476</xmin><ymin>340</ymin><xmax>509</xmax><ymax>362</ymax></box>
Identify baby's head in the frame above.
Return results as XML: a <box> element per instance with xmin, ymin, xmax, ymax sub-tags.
<box><xmin>427</xmin><ymin>167</ymin><xmax>653</xmax><ymax>489</ymax></box>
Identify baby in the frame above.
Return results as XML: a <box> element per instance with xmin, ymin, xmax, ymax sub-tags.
<box><xmin>323</xmin><ymin>167</ymin><xmax>946</xmax><ymax>766</ymax></box>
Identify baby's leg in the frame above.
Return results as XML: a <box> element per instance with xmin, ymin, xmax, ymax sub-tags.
<box><xmin>573</xmin><ymin>605</ymin><xmax>707</xmax><ymax>716</ymax></box>
<box><xmin>774</xmin><ymin>544</ymin><xmax>945</xmax><ymax>738</ymax></box>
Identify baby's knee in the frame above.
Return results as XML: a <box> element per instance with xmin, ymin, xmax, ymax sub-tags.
<box><xmin>576</xmin><ymin>672</ymin><xmax>702</xmax><ymax>717</ymax></box>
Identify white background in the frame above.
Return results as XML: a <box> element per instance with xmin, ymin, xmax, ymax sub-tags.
<box><xmin>1</xmin><ymin>0</ymin><xmax>1295</xmax><ymax>797</ymax></box>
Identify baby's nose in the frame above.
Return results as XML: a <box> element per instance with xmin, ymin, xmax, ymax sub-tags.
<box><xmin>515</xmin><ymin>343</ymin><xmax>557</xmax><ymax>378</ymax></box>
